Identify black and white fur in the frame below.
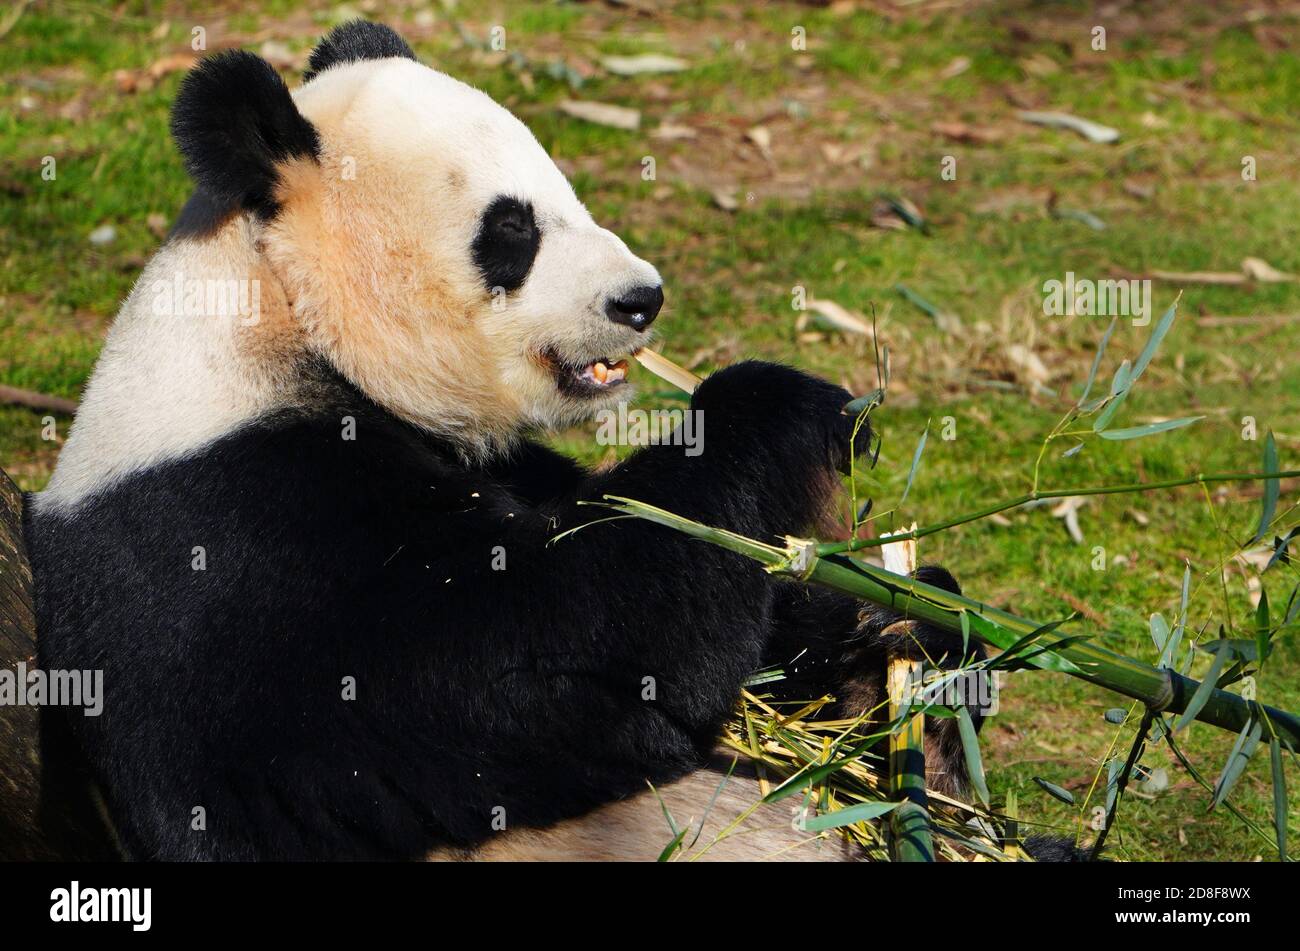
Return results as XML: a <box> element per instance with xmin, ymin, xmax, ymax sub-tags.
<box><xmin>27</xmin><ymin>22</ymin><xmax>992</xmax><ymax>861</ymax></box>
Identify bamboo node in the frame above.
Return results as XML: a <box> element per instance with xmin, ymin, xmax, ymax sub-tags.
<box><xmin>779</xmin><ymin>536</ymin><xmax>820</xmax><ymax>580</ymax></box>
<box><xmin>1149</xmin><ymin>668</ymin><xmax>1177</xmax><ymax>712</ymax></box>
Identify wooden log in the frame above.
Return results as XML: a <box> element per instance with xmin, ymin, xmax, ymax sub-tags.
<box><xmin>0</xmin><ymin>466</ymin><xmax>119</xmax><ymax>860</ymax></box>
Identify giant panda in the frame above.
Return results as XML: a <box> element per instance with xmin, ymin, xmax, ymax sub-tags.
<box><xmin>25</xmin><ymin>21</ymin><xmax>990</xmax><ymax>861</ymax></box>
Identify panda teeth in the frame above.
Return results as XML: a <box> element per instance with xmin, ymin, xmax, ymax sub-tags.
<box><xmin>582</xmin><ymin>359</ymin><xmax>628</xmax><ymax>387</ymax></box>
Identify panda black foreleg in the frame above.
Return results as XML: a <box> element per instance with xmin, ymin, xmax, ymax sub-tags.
<box><xmin>395</xmin><ymin>362</ymin><xmax>876</xmax><ymax>840</ymax></box>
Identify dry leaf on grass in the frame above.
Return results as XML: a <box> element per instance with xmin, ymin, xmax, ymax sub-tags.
<box><xmin>113</xmin><ymin>53</ymin><xmax>199</xmax><ymax>94</ymax></box>
<box><xmin>796</xmin><ymin>299</ymin><xmax>874</xmax><ymax>337</ymax></box>
<box><xmin>1152</xmin><ymin>258</ymin><xmax>1296</xmax><ymax>285</ymax></box>
<box><xmin>1150</xmin><ymin>269</ymin><xmax>1247</xmax><ymax>285</ymax></box>
<box><xmin>870</xmin><ymin>211</ymin><xmax>908</xmax><ymax>231</ymax></box>
<box><xmin>601</xmin><ymin>53</ymin><xmax>687</xmax><ymax>75</ymax></box>
<box><xmin>1020</xmin><ymin>53</ymin><xmax>1060</xmax><ymax>77</ymax></box>
<box><xmin>1049</xmin><ymin>496</ymin><xmax>1087</xmax><ymax>544</ymax></box>
<box><xmin>651</xmin><ymin>122</ymin><xmax>696</xmax><ymax>140</ymax></box>
<box><xmin>931</xmin><ymin>121</ymin><xmax>1002</xmax><ymax>144</ymax></box>
<box><xmin>558</xmin><ymin>100</ymin><xmax>640</xmax><ymax>130</ymax></box>
<box><xmin>1241</xmin><ymin>257</ymin><xmax>1296</xmax><ymax>283</ymax></box>
<box><xmin>819</xmin><ymin>141</ymin><xmax>872</xmax><ymax>166</ymax></box>
<box><xmin>1017</xmin><ymin>110</ymin><xmax>1120</xmax><ymax>144</ymax></box>
<box><xmin>1004</xmin><ymin>344</ymin><xmax>1050</xmax><ymax>387</ymax></box>
<box><xmin>1124</xmin><ymin>180</ymin><xmax>1155</xmax><ymax>200</ymax></box>
<box><xmin>939</xmin><ymin>56</ymin><xmax>971</xmax><ymax>79</ymax></box>
<box><xmin>148</xmin><ymin>53</ymin><xmax>198</xmax><ymax>78</ymax></box>
<box><xmin>746</xmin><ymin>125</ymin><xmax>773</xmax><ymax>162</ymax></box>
<box><xmin>711</xmin><ymin>188</ymin><xmax>739</xmax><ymax>212</ymax></box>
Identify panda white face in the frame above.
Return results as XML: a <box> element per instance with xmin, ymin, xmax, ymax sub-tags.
<box><xmin>266</xmin><ymin>56</ymin><xmax>664</xmax><ymax>451</ymax></box>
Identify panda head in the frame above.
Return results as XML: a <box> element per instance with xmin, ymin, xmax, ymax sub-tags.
<box><xmin>170</xmin><ymin>21</ymin><xmax>663</xmax><ymax>454</ymax></box>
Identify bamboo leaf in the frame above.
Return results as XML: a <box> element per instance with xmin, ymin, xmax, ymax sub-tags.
<box><xmin>1149</xmin><ymin>717</ymin><xmax>1166</xmax><ymax>742</ymax></box>
<box><xmin>1078</xmin><ymin>317</ymin><xmax>1119</xmax><ymax>407</ymax></box>
<box><xmin>963</xmin><ymin>611</ymin><xmax>1081</xmax><ymax>674</ymax></box>
<box><xmin>992</xmin><ymin>616</ymin><xmax>1074</xmax><ymax>665</ymax></box>
<box><xmin>1150</xmin><ymin>613</ymin><xmax>1170</xmax><ymax>661</ymax></box>
<box><xmin>1174</xmin><ymin>643</ymin><xmax>1230</xmax><ymax>732</ymax></box>
<box><xmin>1034</xmin><ymin>777</ymin><xmax>1076</xmax><ymax>804</ymax></box>
<box><xmin>1105</xmin><ymin>708</ymin><xmax>1128</xmax><ymax>724</ymax></box>
<box><xmin>1108</xmin><ymin>358</ymin><xmax>1132</xmax><ymax>396</ymax></box>
<box><xmin>1130</xmin><ymin>300</ymin><xmax>1178</xmax><ymax>383</ymax></box>
<box><xmin>894</xmin><ymin>282</ymin><xmax>941</xmax><ymax>318</ymax></box>
<box><xmin>1199</xmin><ymin>638</ymin><xmax>1258</xmax><ymax>662</ymax></box>
<box><xmin>1092</xmin><ymin>359</ymin><xmax>1132</xmax><ymax>432</ymax></box>
<box><xmin>960</xmin><ymin>610</ymin><xmax>971</xmax><ymax>657</ymax></box>
<box><xmin>1104</xmin><ymin>758</ymin><xmax>1123</xmax><ymax>813</ymax></box>
<box><xmin>1271</xmin><ymin>738</ymin><xmax>1288</xmax><ymax>861</ymax></box>
<box><xmin>1098</xmin><ymin>416</ymin><xmax>1203</xmax><ymax>441</ymax></box>
<box><xmin>997</xmin><ymin>633</ymin><xmax>1095</xmax><ymax>670</ymax></box>
<box><xmin>1211</xmin><ymin>717</ymin><xmax>1263</xmax><ymax>809</ymax></box>
<box><xmin>1266</xmin><ymin>527</ymin><xmax>1299</xmax><ymax>571</ymax></box>
<box><xmin>656</xmin><ymin>826</ymin><xmax>688</xmax><ymax>862</ymax></box>
<box><xmin>899</xmin><ymin>423</ymin><xmax>929</xmax><ymax>508</ymax></box>
<box><xmin>1216</xmin><ymin>659</ymin><xmax>1250</xmax><ymax>689</ymax></box>
<box><xmin>957</xmin><ymin>706</ymin><xmax>990</xmax><ymax>807</ymax></box>
<box><xmin>1155</xmin><ymin>609</ymin><xmax>1182</xmax><ymax>670</ymax></box>
<box><xmin>844</xmin><ymin>388</ymin><xmax>885</xmax><ymax>418</ymax></box>
<box><xmin>763</xmin><ymin>726</ymin><xmax>895</xmax><ymax>803</ymax></box>
<box><xmin>651</xmin><ymin>783</ymin><xmax>680</xmax><ymax>837</ymax></box>
<box><xmin>687</xmin><ymin>757</ymin><xmax>737</xmax><ymax>849</ymax></box>
<box><xmin>803</xmin><ymin>799</ymin><xmax>900</xmax><ymax>832</ymax></box>
<box><xmin>1172</xmin><ymin>564</ymin><xmax>1191</xmax><ymax>667</ymax></box>
<box><xmin>1251</xmin><ymin>431</ymin><xmax>1280</xmax><ymax>545</ymax></box>
<box><xmin>1256</xmin><ymin>588</ymin><xmax>1272</xmax><ymax>669</ymax></box>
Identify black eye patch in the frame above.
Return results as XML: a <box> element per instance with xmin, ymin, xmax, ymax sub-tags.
<box><xmin>471</xmin><ymin>196</ymin><xmax>540</xmax><ymax>293</ymax></box>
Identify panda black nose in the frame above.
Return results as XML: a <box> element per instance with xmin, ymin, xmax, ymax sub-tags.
<box><xmin>605</xmin><ymin>284</ymin><xmax>664</xmax><ymax>332</ymax></box>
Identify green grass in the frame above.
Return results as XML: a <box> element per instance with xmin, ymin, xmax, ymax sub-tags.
<box><xmin>2</xmin><ymin>0</ymin><xmax>1298</xmax><ymax>860</ymax></box>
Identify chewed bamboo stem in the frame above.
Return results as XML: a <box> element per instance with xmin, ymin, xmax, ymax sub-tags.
<box><xmin>632</xmin><ymin>348</ymin><xmax>701</xmax><ymax>394</ymax></box>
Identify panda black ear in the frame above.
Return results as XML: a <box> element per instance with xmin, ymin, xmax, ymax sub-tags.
<box><xmin>304</xmin><ymin>20</ymin><xmax>416</xmax><ymax>82</ymax></box>
<box><xmin>170</xmin><ymin>50</ymin><xmax>320</xmax><ymax>220</ymax></box>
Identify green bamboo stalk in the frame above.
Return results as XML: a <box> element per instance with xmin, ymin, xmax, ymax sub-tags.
<box><xmin>596</xmin><ymin>496</ymin><xmax>1300</xmax><ymax>750</ymax></box>
<box><xmin>886</xmin><ymin>650</ymin><xmax>934</xmax><ymax>862</ymax></box>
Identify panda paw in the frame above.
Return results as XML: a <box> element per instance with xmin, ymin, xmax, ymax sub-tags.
<box><xmin>691</xmin><ymin>361</ymin><xmax>871</xmax><ymax>474</ymax></box>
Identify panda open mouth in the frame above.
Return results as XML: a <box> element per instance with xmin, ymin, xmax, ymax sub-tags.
<box><xmin>538</xmin><ymin>347</ymin><xmax>630</xmax><ymax>397</ymax></box>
